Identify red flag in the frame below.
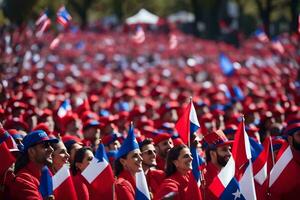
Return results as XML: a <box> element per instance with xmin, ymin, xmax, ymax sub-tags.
<box><xmin>175</xmin><ymin>102</ymin><xmax>191</xmax><ymax>144</ymax></box>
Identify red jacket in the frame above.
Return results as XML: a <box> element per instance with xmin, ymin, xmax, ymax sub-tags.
<box><xmin>154</xmin><ymin>171</ymin><xmax>202</xmax><ymax>200</ymax></box>
<box><xmin>269</xmin><ymin>148</ymin><xmax>300</xmax><ymax>200</ymax></box>
<box><xmin>72</xmin><ymin>174</ymin><xmax>90</xmax><ymax>200</ymax></box>
<box><xmin>203</xmin><ymin>162</ymin><xmax>220</xmax><ymax>200</ymax></box>
<box><xmin>11</xmin><ymin>161</ymin><xmax>43</xmax><ymax>200</ymax></box>
<box><xmin>156</xmin><ymin>155</ymin><xmax>166</xmax><ymax>171</ymax></box>
<box><xmin>145</xmin><ymin>168</ymin><xmax>165</xmax><ymax>196</ymax></box>
<box><xmin>115</xmin><ymin>170</ymin><xmax>136</xmax><ymax>200</ymax></box>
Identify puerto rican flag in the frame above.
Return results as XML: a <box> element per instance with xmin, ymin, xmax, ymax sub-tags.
<box><xmin>35</xmin><ymin>10</ymin><xmax>51</xmax><ymax>37</ymax></box>
<box><xmin>81</xmin><ymin>143</ymin><xmax>115</xmax><ymax>199</ymax></box>
<box><xmin>57</xmin><ymin>99</ymin><xmax>72</xmax><ymax>118</ymax></box>
<box><xmin>56</xmin><ymin>6</ymin><xmax>72</xmax><ymax>27</ymax></box>
<box><xmin>209</xmin><ymin>118</ymin><xmax>257</xmax><ymax>200</ymax></box>
<box><xmin>132</xmin><ymin>26</ymin><xmax>145</xmax><ymax>44</ymax></box>
<box><xmin>136</xmin><ymin>170</ymin><xmax>151</xmax><ymax>200</ymax></box>
<box><xmin>175</xmin><ymin>98</ymin><xmax>200</xmax><ymax>145</ymax></box>
<box><xmin>191</xmin><ymin>146</ymin><xmax>205</xmax><ymax>186</ymax></box>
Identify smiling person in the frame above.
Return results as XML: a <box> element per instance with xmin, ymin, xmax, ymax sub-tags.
<box><xmin>12</xmin><ymin>130</ymin><xmax>58</xmax><ymax>200</ymax></box>
<box><xmin>115</xmin><ymin>126</ymin><xmax>143</xmax><ymax>200</ymax></box>
<box><xmin>153</xmin><ymin>133</ymin><xmax>174</xmax><ymax>171</ymax></box>
<box><xmin>202</xmin><ymin>130</ymin><xmax>232</xmax><ymax>200</ymax></box>
<box><xmin>154</xmin><ymin>145</ymin><xmax>202</xmax><ymax>200</ymax></box>
<box><xmin>51</xmin><ymin>140</ymin><xmax>70</xmax><ymax>173</ymax></box>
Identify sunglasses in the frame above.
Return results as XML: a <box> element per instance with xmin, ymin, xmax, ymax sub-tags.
<box><xmin>142</xmin><ymin>149</ymin><xmax>157</xmax><ymax>155</ymax></box>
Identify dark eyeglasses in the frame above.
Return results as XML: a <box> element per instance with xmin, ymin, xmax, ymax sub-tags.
<box><xmin>142</xmin><ymin>149</ymin><xmax>157</xmax><ymax>155</ymax></box>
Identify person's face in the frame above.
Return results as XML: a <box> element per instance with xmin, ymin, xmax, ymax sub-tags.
<box><xmin>109</xmin><ymin>140</ymin><xmax>121</xmax><ymax>151</ymax></box>
<box><xmin>215</xmin><ymin>145</ymin><xmax>231</xmax><ymax>167</ymax></box>
<box><xmin>173</xmin><ymin>148</ymin><xmax>193</xmax><ymax>174</ymax></box>
<box><xmin>84</xmin><ymin>127</ymin><xmax>100</xmax><ymax>142</ymax></box>
<box><xmin>76</xmin><ymin>150</ymin><xmax>94</xmax><ymax>172</ymax></box>
<box><xmin>121</xmin><ymin>149</ymin><xmax>143</xmax><ymax>174</ymax></box>
<box><xmin>289</xmin><ymin>131</ymin><xmax>300</xmax><ymax>151</ymax></box>
<box><xmin>156</xmin><ymin>138</ymin><xmax>174</xmax><ymax>158</ymax></box>
<box><xmin>52</xmin><ymin>142</ymin><xmax>70</xmax><ymax>171</ymax></box>
<box><xmin>141</xmin><ymin>144</ymin><xmax>157</xmax><ymax>167</ymax></box>
<box><xmin>69</xmin><ymin>143</ymin><xmax>83</xmax><ymax>164</ymax></box>
<box><xmin>29</xmin><ymin>142</ymin><xmax>54</xmax><ymax>165</ymax></box>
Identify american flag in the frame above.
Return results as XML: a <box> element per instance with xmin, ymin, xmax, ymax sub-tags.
<box><xmin>56</xmin><ymin>6</ymin><xmax>72</xmax><ymax>27</ymax></box>
<box><xmin>35</xmin><ymin>10</ymin><xmax>51</xmax><ymax>37</ymax></box>
<box><xmin>132</xmin><ymin>26</ymin><xmax>145</xmax><ymax>44</ymax></box>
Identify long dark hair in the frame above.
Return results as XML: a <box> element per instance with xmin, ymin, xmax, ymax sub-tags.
<box><xmin>14</xmin><ymin>152</ymin><xmax>30</xmax><ymax>174</ymax></box>
<box><xmin>165</xmin><ymin>144</ymin><xmax>188</xmax><ymax>177</ymax></box>
<box><xmin>71</xmin><ymin>147</ymin><xmax>92</xmax><ymax>176</ymax></box>
<box><xmin>114</xmin><ymin>154</ymin><xmax>127</xmax><ymax>177</ymax></box>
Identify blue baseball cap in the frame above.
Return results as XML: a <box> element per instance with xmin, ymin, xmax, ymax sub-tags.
<box><xmin>23</xmin><ymin>130</ymin><xmax>59</xmax><ymax>152</ymax></box>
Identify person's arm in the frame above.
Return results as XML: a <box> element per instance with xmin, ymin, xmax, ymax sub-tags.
<box><xmin>14</xmin><ymin>173</ymin><xmax>43</xmax><ymax>200</ymax></box>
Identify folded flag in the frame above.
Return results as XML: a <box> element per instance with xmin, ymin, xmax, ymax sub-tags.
<box><xmin>56</xmin><ymin>6</ymin><xmax>72</xmax><ymax>27</ymax></box>
<box><xmin>136</xmin><ymin>170</ymin><xmax>151</xmax><ymax>200</ymax></box>
<box><xmin>57</xmin><ymin>99</ymin><xmax>72</xmax><ymax>118</ymax></box>
<box><xmin>219</xmin><ymin>53</ymin><xmax>235</xmax><ymax>76</ymax></box>
<box><xmin>35</xmin><ymin>10</ymin><xmax>51</xmax><ymax>37</ymax></box>
<box><xmin>132</xmin><ymin>26</ymin><xmax>145</xmax><ymax>44</ymax></box>
<box><xmin>81</xmin><ymin>143</ymin><xmax>115</xmax><ymax>199</ymax></box>
<box><xmin>175</xmin><ymin>99</ymin><xmax>200</xmax><ymax>145</ymax></box>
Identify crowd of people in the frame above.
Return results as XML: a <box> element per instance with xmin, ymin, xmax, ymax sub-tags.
<box><xmin>0</xmin><ymin>24</ymin><xmax>300</xmax><ymax>200</ymax></box>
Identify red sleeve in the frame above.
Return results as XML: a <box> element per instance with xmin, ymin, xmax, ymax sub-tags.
<box><xmin>13</xmin><ymin>173</ymin><xmax>43</xmax><ymax>200</ymax></box>
<box><xmin>153</xmin><ymin>179</ymin><xmax>180</xmax><ymax>200</ymax></box>
<box><xmin>115</xmin><ymin>179</ymin><xmax>135</xmax><ymax>200</ymax></box>
<box><xmin>73</xmin><ymin>175</ymin><xmax>90</xmax><ymax>200</ymax></box>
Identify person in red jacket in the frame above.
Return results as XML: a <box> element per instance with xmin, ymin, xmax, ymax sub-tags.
<box><xmin>139</xmin><ymin>138</ymin><xmax>165</xmax><ymax>198</ymax></box>
<box><xmin>269</xmin><ymin>122</ymin><xmax>300</xmax><ymax>200</ymax></box>
<box><xmin>202</xmin><ymin>130</ymin><xmax>233</xmax><ymax>200</ymax></box>
<box><xmin>153</xmin><ymin>133</ymin><xmax>174</xmax><ymax>171</ymax></box>
<box><xmin>12</xmin><ymin>130</ymin><xmax>58</xmax><ymax>200</ymax></box>
<box><xmin>154</xmin><ymin>144</ymin><xmax>202</xmax><ymax>200</ymax></box>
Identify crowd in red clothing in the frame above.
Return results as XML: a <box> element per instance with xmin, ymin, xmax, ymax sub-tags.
<box><xmin>0</xmin><ymin>25</ymin><xmax>300</xmax><ymax>200</ymax></box>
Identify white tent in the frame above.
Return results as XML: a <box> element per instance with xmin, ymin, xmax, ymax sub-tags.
<box><xmin>167</xmin><ymin>11</ymin><xmax>195</xmax><ymax>23</ymax></box>
<box><xmin>126</xmin><ymin>9</ymin><xmax>159</xmax><ymax>25</ymax></box>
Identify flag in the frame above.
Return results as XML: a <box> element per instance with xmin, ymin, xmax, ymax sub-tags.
<box><xmin>254</xmin><ymin>29</ymin><xmax>269</xmax><ymax>42</ymax></box>
<box><xmin>57</xmin><ymin>99</ymin><xmax>72</xmax><ymax>118</ymax></box>
<box><xmin>233</xmin><ymin>85</ymin><xmax>244</xmax><ymax>101</ymax></box>
<box><xmin>52</xmin><ymin>165</ymin><xmax>77</xmax><ymax>200</ymax></box>
<box><xmin>175</xmin><ymin>99</ymin><xmax>200</xmax><ymax>145</ymax></box>
<box><xmin>191</xmin><ymin>146</ymin><xmax>205</xmax><ymax>186</ymax></box>
<box><xmin>219</xmin><ymin>53</ymin><xmax>235</xmax><ymax>76</ymax></box>
<box><xmin>136</xmin><ymin>170</ymin><xmax>151</xmax><ymax>200</ymax></box>
<box><xmin>56</xmin><ymin>6</ymin><xmax>72</xmax><ymax>27</ymax></box>
<box><xmin>298</xmin><ymin>14</ymin><xmax>300</xmax><ymax>34</ymax></box>
<box><xmin>271</xmin><ymin>38</ymin><xmax>285</xmax><ymax>54</ymax></box>
<box><xmin>35</xmin><ymin>10</ymin><xmax>51</xmax><ymax>37</ymax></box>
<box><xmin>253</xmin><ymin>137</ymin><xmax>271</xmax><ymax>185</ymax></box>
<box><xmin>132</xmin><ymin>26</ymin><xmax>145</xmax><ymax>44</ymax></box>
<box><xmin>39</xmin><ymin>166</ymin><xmax>53</xmax><ymax>198</ymax></box>
<box><xmin>50</xmin><ymin>34</ymin><xmax>63</xmax><ymax>50</ymax></box>
<box><xmin>169</xmin><ymin>33</ymin><xmax>178</xmax><ymax>50</ymax></box>
<box><xmin>269</xmin><ymin>142</ymin><xmax>293</xmax><ymax>187</ymax></box>
<box><xmin>81</xmin><ymin>143</ymin><xmax>115</xmax><ymax>199</ymax></box>
<box><xmin>0</xmin><ymin>129</ymin><xmax>15</xmax><ymax>174</ymax></box>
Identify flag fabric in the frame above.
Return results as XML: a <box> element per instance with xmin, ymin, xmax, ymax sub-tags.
<box><xmin>50</xmin><ymin>34</ymin><xmax>63</xmax><ymax>50</ymax></box>
<box><xmin>219</xmin><ymin>53</ymin><xmax>235</xmax><ymax>76</ymax></box>
<box><xmin>298</xmin><ymin>14</ymin><xmax>300</xmax><ymax>34</ymax></box>
<box><xmin>81</xmin><ymin>143</ymin><xmax>115</xmax><ymax>199</ymax></box>
<box><xmin>269</xmin><ymin>142</ymin><xmax>293</xmax><ymax>187</ymax></box>
<box><xmin>57</xmin><ymin>99</ymin><xmax>72</xmax><ymax>118</ymax></box>
<box><xmin>56</xmin><ymin>6</ymin><xmax>72</xmax><ymax>27</ymax></box>
<box><xmin>169</xmin><ymin>33</ymin><xmax>178</xmax><ymax>50</ymax></box>
<box><xmin>0</xmin><ymin>129</ymin><xmax>15</xmax><ymax>174</ymax></box>
<box><xmin>271</xmin><ymin>38</ymin><xmax>285</xmax><ymax>54</ymax></box>
<box><xmin>253</xmin><ymin>137</ymin><xmax>271</xmax><ymax>185</ymax></box>
<box><xmin>175</xmin><ymin>100</ymin><xmax>200</xmax><ymax>145</ymax></box>
<box><xmin>191</xmin><ymin>146</ymin><xmax>205</xmax><ymax>186</ymax></box>
<box><xmin>254</xmin><ymin>29</ymin><xmax>269</xmax><ymax>42</ymax></box>
<box><xmin>35</xmin><ymin>10</ymin><xmax>51</xmax><ymax>37</ymax></box>
<box><xmin>233</xmin><ymin>85</ymin><xmax>244</xmax><ymax>101</ymax></box>
<box><xmin>52</xmin><ymin>165</ymin><xmax>77</xmax><ymax>200</ymax></box>
<box><xmin>135</xmin><ymin>170</ymin><xmax>151</xmax><ymax>200</ymax></box>
<box><xmin>132</xmin><ymin>26</ymin><xmax>145</xmax><ymax>44</ymax></box>
<box><xmin>39</xmin><ymin>166</ymin><xmax>53</xmax><ymax>198</ymax></box>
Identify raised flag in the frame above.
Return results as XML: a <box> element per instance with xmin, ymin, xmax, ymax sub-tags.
<box><xmin>52</xmin><ymin>165</ymin><xmax>77</xmax><ymax>200</ymax></box>
<box><xmin>50</xmin><ymin>34</ymin><xmax>63</xmax><ymax>50</ymax></box>
<box><xmin>35</xmin><ymin>10</ymin><xmax>51</xmax><ymax>37</ymax></box>
<box><xmin>39</xmin><ymin>166</ymin><xmax>53</xmax><ymax>198</ymax></box>
<box><xmin>169</xmin><ymin>33</ymin><xmax>178</xmax><ymax>50</ymax></box>
<box><xmin>254</xmin><ymin>29</ymin><xmax>269</xmax><ymax>42</ymax></box>
<box><xmin>269</xmin><ymin>142</ymin><xmax>293</xmax><ymax>187</ymax></box>
<box><xmin>219</xmin><ymin>53</ymin><xmax>235</xmax><ymax>76</ymax></box>
<box><xmin>271</xmin><ymin>38</ymin><xmax>285</xmax><ymax>54</ymax></box>
<box><xmin>191</xmin><ymin>146</ymin><xmax>205</xmax><ymax>186</ymax></box>
<box><xmin>81</xmin><ymin>143</ymin><xmax>115</xmax><ymax>199</ymax></box>
<box><xmin>136</xmin><ymin>170</ymin><xmax>151</xmax><ymax>200</ymax></box>
<box><xmin>56</xmin><ymin>6</ymin><xmax>72</xmax><ymax>27</ymax></box>
<box><xmin>132</xmin><ymin>26</ymin><xmax>145</xmax><ymax>44</ymax></box>
<box><xmin>0</xmin><ymin>129</ymin><xmax>16</xmax><ymax>174</ymax></box>
<box><xmin>233</xmin><ymin>85</ymin><xmax>244</xmax><ymax>101</ymax></box>
<box><xmin>57</xmin><ymin>99</ymin><xmax>72</xmax><ymax>118</ymax></box>
<box><xmin>175</xmin><ymin>99</ymin><xmax>200</xmax><ymax>145</ymax></box>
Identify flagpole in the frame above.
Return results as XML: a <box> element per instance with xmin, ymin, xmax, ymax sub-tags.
<box><xmin>269</xmin><ymin>136</ymin><xmax>275</xmax><ymax>166</ymax></box>
<box><xmin>188</xmin><ymin>96</ymin><xmax>192</xmax><ymax>148</ymax></box>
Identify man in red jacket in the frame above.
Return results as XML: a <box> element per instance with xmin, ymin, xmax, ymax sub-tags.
<box><xmin>139</xmin><ymin>138</ymin><xmax>165</xmax><ymax>198</ymax></box>
<box><xmin>11</xmin><ymin>130</ymin><xmax>58</xmax><ymax>200</ymax></box>
<box><xmin>202</xmin><ymin>130</ymin><xmax>233</xmax><ymax>200</ymax></box>
<box><xmin>153</xmin><ymin>133</ymin><xmax>174</xmax><ymax>171</ymax></box>
<box><xmin>269</xmin><ymin>122</ymin><xmax>300</xmax><ymax>200</ymax></box>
